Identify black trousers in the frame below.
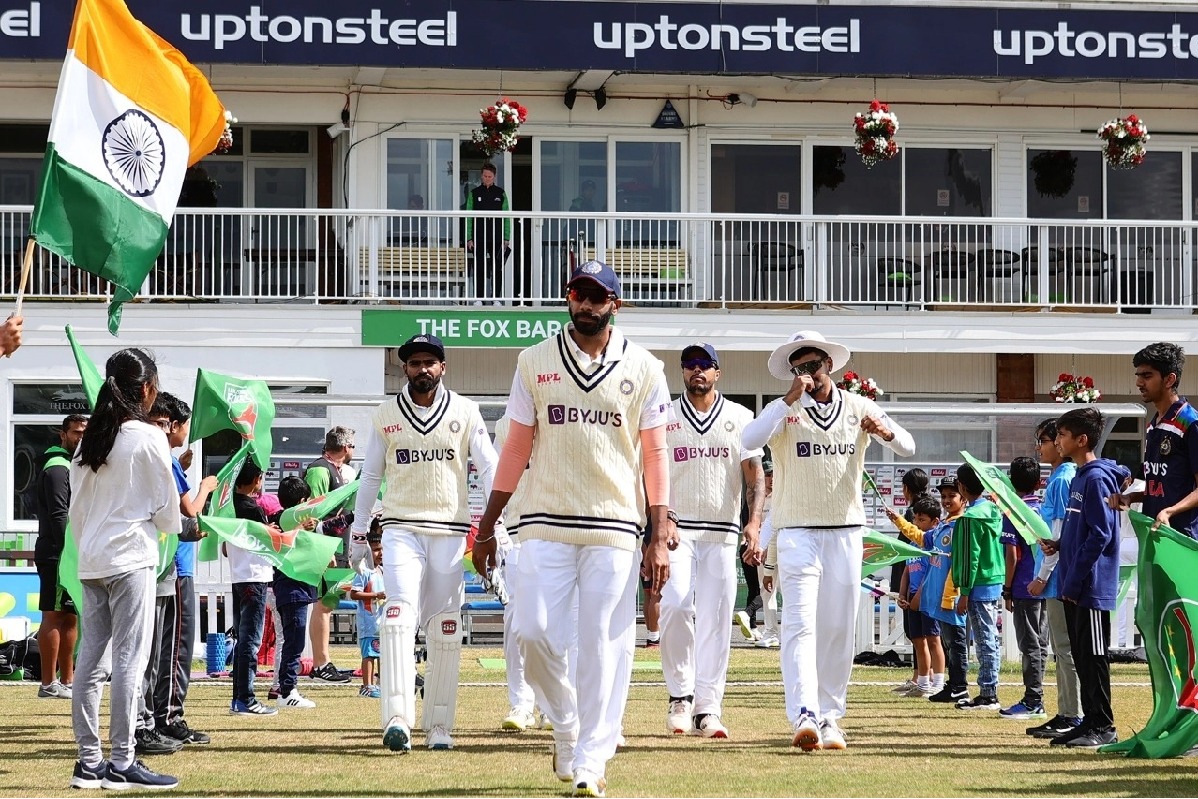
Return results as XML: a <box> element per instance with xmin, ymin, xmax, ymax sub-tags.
<box><xmin>471</xmin><ymin>232</ymin><xmax>505</xmax><ymax>299</ymax></box>
<box><xmin>940</xmin><ymin>621</ymin><xmax>968</xmax><ymax>692</ymax></box>
<box><xmin>159</xmin><ymin>575</ymin><xmax>196</xmax><ymax>725</ymax></box>
<box><xmin>1063</xmin><ymin>602</ymin><xmax>1114</xmax><ymax>731</ymax></box>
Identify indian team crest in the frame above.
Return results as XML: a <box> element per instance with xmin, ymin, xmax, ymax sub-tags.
<box><xmin>724</xmin><ymin>421</ymin><xmax>735</xmax><ymax>432</ymax></box>
<box><xmin>1161</xmin><ymin>437</ymin><xmax>1174</xmax><ymax>457</ymax></box>
<box><xmin>449</xmin><ymin>420</ymin><xmax>461</xmax><ymax>433</ymax></box>
<box><xmin>847</xmin><ymin>414</ymin><xmax>859</xmax><ymax>426</ymax></box>
<box><xmin>619</xmin><ymin>378</ymin><xmax>634</xmax><ymax>395</ymax></box>
<box><xmin>1157</xmin><ymin>598</ymin><xmax>1198</xmax><ymax>712</ymax></box>
<box><xmin>102</xmin><ymin>110</ymin><xmax>166</xmax><ymax>198</ymax></box>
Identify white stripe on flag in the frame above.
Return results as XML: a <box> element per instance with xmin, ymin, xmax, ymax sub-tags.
<box><xmin>47</xmin><ymin>53</ymin><xmax>189</xmax><ymax>224</ymax></box>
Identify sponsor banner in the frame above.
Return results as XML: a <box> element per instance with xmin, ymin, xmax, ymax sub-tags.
<box><xmin>361</xmin><ymin>309</ymin><xmax>566</xmax><ymax>349</ymax></box>
<box><xmin>3</xmin><ymin>1</ymin><xmax>1198</xmax><ymax>80</ymax></box>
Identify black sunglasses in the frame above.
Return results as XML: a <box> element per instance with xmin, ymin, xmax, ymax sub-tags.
<box><xmin>682</xmin><ymin>358</ymin><xmax>717</xmax><ymax>371</ymax></box>
<box><xmin>789</xmin><ymin>359</ymin><xmax>824</xmax><ymax>377</ymax></box>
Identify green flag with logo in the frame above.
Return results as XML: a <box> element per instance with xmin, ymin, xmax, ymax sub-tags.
<box><xmin>189</xmin><ymin>369</ymin><xmax>275</xmax><ymax>470</ymax></box>
<box><xmin>961</xmin><ymin>450</ymin><xmax>1050</xmax><ymax>546</ymax></box>
<box><xmin>279</xmin><ymin>480</ymin><xmax>361</xmax><ymax>531</ymax></box>
<box><xmin>197</xmin><ymin>442</ymin><xmax>252</xmax><ymax>562</ymax></box>
<box><xmin>862</xmin><ymin>529</ymin><xmax>928</xmax><ymax>579</ymax></box>
<box><xmin>320</xmin><ymin>568</ymin><xmax>356</xmax><ymax>610</ymax></box>
<box><xmin>1100</xmin><ymin>511</ymin><xmax>1198</xmax><ymax>758</ymax></box>
<box><xmin>197</xmin><ymin>515</ymin><xmax>342</xmax><ymax>587</ymax></box>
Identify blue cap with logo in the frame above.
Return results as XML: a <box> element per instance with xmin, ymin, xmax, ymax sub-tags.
<box><xmin>396</xmin><ymin>333</ymin><xmax>446</xmax><ymax>362</ymax></box>
<box><xmin>681</xmin><ymin>342</ymin><xmax>719</xmax><ymax>366</ymax></box>
<box><xmin>567</xmin><ymin>260</ymin><xmax>622</xmax><ymax>299</ymax></box>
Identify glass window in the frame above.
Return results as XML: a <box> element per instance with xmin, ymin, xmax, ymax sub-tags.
<box><xmin>386</xmin><ymin>138</ymin><xmax>455</xmax><ymax>245</ymax></box>
<box><xmin>1107</xmin><ymin>152</ymin><xmax>1182</xmax><ymax>220</ymax></box>
<box><xmin>812</xmin><ymin>145</ymin><xmax>901</xmax><ymax>215</ymax></box>
<box><xmin>0</xmin><ymin>157</ymin><xmax>42</xmax><ymax>204</ymax></box>
<box><xmin>1026</xmin><ymin>149</ymin><xmax>1103</xmax><ymax>219</ymax></box>
<box><xmin>271</xmin><ymin>384</ymin><xmax>328</xmax><ymax>420</ymax></box>
<box><xmin>0</xmin><ymin>124</ymin><xmax>49</xmax><ymax>153</ymax></box>
<box><xmin>249</xmin><ymin>129</ymin><xmax>309</xmax><ymax>155</ymax></box>
<box><xmin>13</xmin><ymin>423</ymin><xmax>59</xmax><ymax>521</ymax></box>
<box><xmin>904</xmin><ymin>148</ymin><xmax>992</xmax><ymax>217</ymax></box>
<box><xmin>12</xmin><ymin>383</ymin><xmax>89</xmax><ymax>415</ymax></box>
<box><xmin>540</xmin><ymin>141</ymin><xmax>608</xmax><ymax>213</ymax></box>
<box><xmin>710</xmin><ymin>144</ymin><xmax>801</xmax><ymax>215</ymax></box>
<box><xmin>615</xmin><ymin>141</ymin><xmax>681</xmax><ymax>213</ymax></box>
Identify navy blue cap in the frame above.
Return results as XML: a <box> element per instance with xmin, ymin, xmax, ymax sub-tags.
<box><xmin>396</xmin><ymin>333</ymin><xmax>446</xmax><ymax>362</ymax></box>
<box><xmin>567</xmin><ymin>260</ymin><xmax>622</xmax><ymax>299</ymax></box>
<box><xmin>681</xmin><ymin>342</ymin><xmax>718</xmax><ymax>366</ymax></box>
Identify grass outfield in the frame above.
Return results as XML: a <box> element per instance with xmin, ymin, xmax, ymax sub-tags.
<box><xmin>0</xmin><ymin>645</ymin><xmax>1189</xmax><ymax>798</ymax></box>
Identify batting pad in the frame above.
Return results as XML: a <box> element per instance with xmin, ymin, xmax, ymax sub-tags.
<box><xmin>422</xmin><ymin>610</ymin><xmax>463</xmax><ymax>732</ymax></box>
<box><xmin>379</xmin><ymin>600</ymin><xmax>417</xmax><ymax>731</ymax></box>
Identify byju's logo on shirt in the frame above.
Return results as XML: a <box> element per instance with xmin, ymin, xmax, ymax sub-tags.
<box><xmin>796</xmin><ymin>442</ymin><xmax>856</xmax><ymax>457</ymax></box>
<box><xmin>674</xmin><ymin>446</ymin><xmax>731</xmax><ymax>462</ymax></box>
<box><xmin>546</xmin><ymin>404</ymin><xmax>623</xmax><ymax>427</ymax></box>
<box><xmin>395</xmin><ymin>448</ymin><xmax>456</xmax><ymax>464</ymax></box>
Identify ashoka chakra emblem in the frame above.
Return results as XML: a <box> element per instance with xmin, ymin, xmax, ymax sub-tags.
<box><xmin>102</xmin><ymin>110</ymin><xmax>166</xmax><ymax>198</ymax></box>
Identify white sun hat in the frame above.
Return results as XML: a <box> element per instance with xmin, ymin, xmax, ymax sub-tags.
<box><xmin>766</xmin><ymin>330</ymin><xmax>852</xmax><ymax>381</ymax></box>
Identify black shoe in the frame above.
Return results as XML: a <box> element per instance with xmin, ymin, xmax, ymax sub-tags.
<box><xmin>929</xmin><ymin>687</ymin><xmax>969</xmax><ymax>704</ymax></box>
<box><xmin>1050</xmin><ymin>723</ymin><xmax>1092</xmax><ymax>747</ymax></box>
<box><xmin>310</xmin><ymin>662</ymin><xmax>351</xmax><ymax>683</ymax></box>
<box><xmin>1029</xmin><ymin>715</ymin><xmax>1083</xmax><ymax>739</ymax></box>
<box><xmin>1065</xmin><ymin>727</ymin><xmax>1117</xmax><ymax>748</ymax></box>
<box><xmin>134</xmin><ymin>727</ymin><xmax>183</xmax><ymax>755</ymax></box>
<box><xmin>957</xmin><ymin>694</ymin><xmax>1000</xmax><ymax>711</ymax></box>
<box><xmin>159</xmin><ymin>720</ymin><xmax>211</xmax><ymax>745</ymax></box>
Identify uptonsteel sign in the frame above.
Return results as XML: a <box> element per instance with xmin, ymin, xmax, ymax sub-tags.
<box><xmin>2</xmin><ymin>1</ymin><xmax>1198</xmax><ymax>80</ymax></box>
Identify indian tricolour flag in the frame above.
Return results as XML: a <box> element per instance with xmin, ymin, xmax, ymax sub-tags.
<box><xmin>30</xmin><ymin>0</ymin><xmax>226</xmax><ymax>334</ymax></box>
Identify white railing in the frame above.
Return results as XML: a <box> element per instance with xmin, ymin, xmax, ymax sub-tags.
<box><xmin>1</xmin><ymin>206</ymin><xmax>1193</xmax><ymax>311</ymax></box>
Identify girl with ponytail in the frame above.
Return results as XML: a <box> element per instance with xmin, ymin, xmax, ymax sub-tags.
<box><xmin>67</xmin><ymin>348</ymin><xmax>182</xmax><ymax>791</ymax></box>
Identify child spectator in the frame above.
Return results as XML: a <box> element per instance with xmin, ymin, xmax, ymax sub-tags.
<box><xmin>1048</xmin><ymin>407</ymin><xmax>1127</xmax><ymax>748</ymax></box>
<box><xmin>271</xmin><ymin>476</ymin><xmax>320</xmax><ymax>709</ymax></box>
<box><xmin>999</xmin><ymin>457</ymin><xmax>1049</xmax><ymax>721</ymax></box>
<box><xmin>950</xmin><ymin>463</ymin><xmax>1005</xmax><ymax>711</ymax></box>
<box><xmin>889</xmin><ymin>468</ymin><xmax>931</xmax><ymax>689</ymax></box>
<box><xmin>349</xmin><ymin>523</ymin><xmax>386</xmax><ymax>698</ymax></box>
<box><xmin>886</xmin><ymin>494</ymin><xmax>944</xmax><ymax>697</ymax></box>
<box><xmin>1025</xmin><ymin>419</ymin><xmax>1083</xmax><ymax>740</ymax></box>
<box><xmin>921</xmin><ymin>477</ymin><xmax>968</xmax><ymax>705</ymax></box>
<box><xmin>228</xmin><ymin>461</ymin><xmax>277</xmax><ymax>716</ymax></box>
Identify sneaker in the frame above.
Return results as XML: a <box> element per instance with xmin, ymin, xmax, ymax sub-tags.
<box><xmin>929</xmin><ymin>687</ymin><xmax>970</xmax><ymax>705</ymax></box>
<box><xmin>158</xmin><ymin>721</ymin><xmax>211</xmax><ymax>746</ymax></box>
<box><xmin>267</xmin><ymin>684</ymin><xmax>280</xmax><ymax>700</ymax></box>
<box><xmin>310</xmin><ymin>662</ymin><xmax>351</xmax><ymax>683</ymax></box>
<box><xmin>573</xmin><ymin>768</ymin><xmax>607</xmax><ymax>798</ymax></box>
<box><xmin>1028</xmin><ymin>715</ymin><xmax>1084</xmax><ymax>739</ymax></box>
<box><xmin>101</xmin><ymin>760</ymin><xmax>179</xmax><ymax>791</ymax></box>
<box><xmin>791</xmin><ymin>712</ymin><xmax>822</xmax><ymax>751</ymax></box>
<box><xmin>891</xmin><ymin>679</ymin><xmax>919</xmax><ymax>695</ymax></box>
<box><xmin>39</xmin><ymin>681</ymin><xmax>73</xmax><ymax>699</ymax></box>
<box><xmin>230</xmin><ymin>699</ymin><xmax>278</xmax><ymax>716</ymax></box>
<box><xmin>383</xmin><ymin>715</ymin><xmax>411</xmax><ymax>752</ymax></box>
<box><xmin>426</xmin><ymin>724</ymin><xmax>454</xmax><ymax>750</ymax></box>
<box><xmin>666</xmin><ymin>697</ymin><xmax>693</xmax><ymax>735</ymax></box>
<box><xmin>134</xmin><ymin>728</ymin><xmax>183</xmax><ymax>756</ymax></box>
<box><xmin>755</xmin><ymin>634</ymin><xmax>780</xmax><ymax>649</ymax></box>
<box><xmin>1000</xmin><ymin>701</ymin><xmax>1048</xmax><ymax>720</ymax></box>
<box><xmin>957</xmin><ymin>695</ymin><xmax>1000</xmax><ymax>711</ymax></box>
<box><xmin>899</xmin><ymin>681</ymin><xmax>933</xmax><ymax>697</ymax></box>
<box><xmin>643</xmin><ymin>637</ymin><xmax>660</xmax><ymax>649</ymax></box>
<box><xmin>690</xmin><ymin>713</ymin><xmax>729</xmax><ymax>739</ymax></box>
<box><xmin>552</xmin><ymin>737</ymin><xmax>575</xmax><ymax>782</ymax></box>
<box><xmin>734</xmin><ymin>611</ymin><xmax>759</xmax><ymax>642</ymax></box>
<box><xmin>1065</xmin><ymin>727</ymin><xmax>1118</xmax><ymax>748</ymax></box>
<box><xmin>537</xmin><ymin>710</ymin><xmax>553</xmax><ymax>730</ymax></box>
<box><xmin>819</xmin><ymin>719</ymin><xmax>847</xmax><ymax>751</ymax></box>
<box><xmin>358</xmin><ymin>684</ymin><xmax>381</xmax><ymax>698</ymax></box>
<box><xmin>1050</xmin><ymin>723</ymin><xmax>1093</xmax><ymax>747</ymax></box>
<box><xmin>502</xmin><ymin>706</ymin><xmax>536</xmax><ymax>731</ymax></box>
<box><xmin>278</xmin><ymin>689</ymin><xmax>316</xmax><ymax>709</ymax></box>
<box><xmin>70</xmin><ymin>759</ymin><xmax>108</xmax><ymax>790</ymax></box>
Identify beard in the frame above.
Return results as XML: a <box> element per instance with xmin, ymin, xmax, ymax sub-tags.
<box><xmin>410</xmin><ymin>373</ymin><xmax>439</xmax><ymax>394</ymax></box>
<box><xmin>687</xmin><ymin>380</ymin><xmax>714</xmax><ymax>397</ymax></box>
<box><xmin>572</xmin><ymin>309</ymin><xmax>613</xmax><ymax>337</ymax></box>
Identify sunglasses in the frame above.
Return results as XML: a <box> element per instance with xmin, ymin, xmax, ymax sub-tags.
<box><xmin>789</xmin><ymin>359</ymin><xmax>825</xmax><ymax>377</ymax></box>
<box><xmin>682</xmin><ymin>358</ymin><xmax>717</xmax><ymax>371</ymax></box>
<box><xmin>567</xmin><ymin>286</ymin><xmax>615</xmax><ymax>305</ymax></box>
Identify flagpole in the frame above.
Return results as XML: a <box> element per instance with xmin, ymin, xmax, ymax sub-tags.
<box><xmin>14</xmin><ymin>237</ymin><xmax>34</xmax><ymax>320</ymax></box>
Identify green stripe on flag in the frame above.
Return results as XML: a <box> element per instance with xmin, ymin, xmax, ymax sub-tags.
<box><xmin>31</xmin><ymin>145</ymin><xmax>168</xmax><ymax>335</ymax></box>
<box><xmin>197</xmin><ymin>514</ymin><xmax>342</xmax><ymax>586</ymax></box>
<box><xmin>961</xmin><ymin>450</ymin><xmax>1050</xmax><ymax>546</ymax></box>
<box><xmin>280</xmin><ymin>480</ymin><xmax>360</xmax><ymax>531</ymax></box>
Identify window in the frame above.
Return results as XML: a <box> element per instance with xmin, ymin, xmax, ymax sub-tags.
<box><xmin>1026</xmin><ymin>149</ymin><xmax>1103</xmax><ymax>219</ymax></box>
<box><xmin>615</xmin><ymin>141</ymin><xmax>681</xmax><ymax>213</ymax></box>
<box><xmin>386</xmin><ymin>138</ymin><xmax>455</xmax><ymax>245</ymax></box>
<box><xmin>864</xmin><ymin>394</ymin><xmax>996</xmax><ymax>464</ymax></box>
<box><xmin>904</xmin><ymin>148</ymin><xmax>992</xmax><ymax>217</ymax></box>
<box><xmin>812</xmin><ymin>145</ymin><xmax>901</xmax><ymax>216</ymax></box>
<box><xmin>541</xmin><ymin>141</ymin><xmax>608</xmax><ymax>213</ymax></box>
<box><xmin>711</xmin><ymin>144</ymin><xmax>801</xmax><ymax>215</ymax></box>
<box><xmin>1108</xmin><ymin>152</ymin><xmax>1183</xmax><ymax>220</ymax></box>
<box><xmin>11</xmin><ymin>383</ymin><xmax>90</xmax><ymax>523</ymax></box>
<box><xmin>249</xmin><ymin>129</ymin><xmax>310</xmax><ymax>155</ymax></box>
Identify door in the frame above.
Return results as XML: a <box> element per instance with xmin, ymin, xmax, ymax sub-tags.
<box><xmin>245</xmin><ymin>161</ymin><xmax>311</xmax><ymax>298</ymax></box>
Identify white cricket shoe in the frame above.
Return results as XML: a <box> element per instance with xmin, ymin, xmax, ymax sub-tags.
<box><xmin>552</xmin><ymin>737</ymin><xmax>576</xmax><ymax>783</ymax></box>
<box><xmin>426</xmin><ymin>724</ymin><xmax>454</xmax><ymax>750</ymax></box>
<box><xmin>734</xmin><ymin>611</ymin><xmax>760</xmax><ymax>642</ymax></box>
<box><xmin>791</xmin><ymin>712</ymin><xmax>822</xmax><ymax>751</ymax></box>
<box><xmin>755</xmin><ymin>634</ymin><xmax>780</xmax><ymax>648</ymax></box>
<box><xmin>536</xmin><ymin>709</ymin><xmax>553</xmax><ymax>730</ymax></box>
<box><xmin>819</xmin><ymin>719</ymin><xmax>847</xmax><ymax>750</ymax></box>
<box><xmin>690</xmin><ymin>714</ymin><xmax>729</xmax><ymax>739</ymax></box>
<box><xmin>573</xmin><ymin>769</ymin><xmax>607</xmax><ymax>798</ymax></box>
<box><xmin>277</xmin><ymin>689</ymin><xmax>315</xmax><ymax>709</ymax></box>
<box><xmin>502</xmin><ymin>706</ymin><xmax>535</xmax><ymax>731</ymax></box>
<box><xmin>383</xmin><ymin>716</ymin><xmax>411</xmax><ymax>752</ymax></box>
<box><xmin>666</xmin><ymin>697</ymin><xmax>693</xmax><ymax>735</ymax></box>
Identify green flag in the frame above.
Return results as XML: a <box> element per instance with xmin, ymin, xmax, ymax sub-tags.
<box><xmin>65</xmin><ymin>325</ymin><xmax>104</xmax><ymax>409</ymax></box>
<box><xmin>862</xmin><ymin>529</ymin><xmax>928</xmax><ymax>579</ymax></box>
<box><xmin>279</xmin><ymin>480</ymin><xmax>361</xmax><ymax>530</ymax></box>
<box><xmin>197</xmin><ymin>514</ymin><xmax>342</xmax><ymax>586</ymax></box>
<box><xmin>197</xmin><ymin>442</ymin><xmax>252</xmax><ymax>562</ymax></box>
<box><xmin>189</xmin><ymin>369</ymin><xmax>275</xmax><ymax>469</ymax></box>
<box><xmin>862</xmin><ymin>470</ymin><xmax>884</xmax><ymax>503</ymax></box>
<box><xmin>1100</xmin><ymin>511</ymin><xmax>1198</xmax><ymax>758</ymax></box>
<box><xmin>320</xmin><ymin>568</ymin><xmax>356</xmax><ymax>610</ymax></box>
<box><xmin>961</xmin><ymin>450</ymin><xmax>1050</xmax><ymax>546</ymax></box>
<box><xmin>59</xmin><ymin>531</ymin><xmax>84</xmax><ymax>619</ymax></box>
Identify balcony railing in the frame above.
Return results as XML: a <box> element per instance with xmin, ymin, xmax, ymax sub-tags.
<box><xmin>1</xmin><ymin>206</ymin><xmax>1193</xmax><ymax>311</ymax></box>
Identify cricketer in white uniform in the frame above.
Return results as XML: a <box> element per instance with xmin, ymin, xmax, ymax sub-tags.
<box><xmin>661</xmin><ymin>342</ymin><xmax>764</xmax><ymax>739</ymax></box>
<box><xmin>350</xmin><ymin>333</ymin><xmax>498</xmax><ymax>753</ymax></box>
<box><xmin>473</xmin><ymin>260</ymin><xmax>673</xmax><ymax>799</ymax></box>
<box><xmin>743</xmin><ymin>330</ymin><xmax>915</xmax><ymax>751</ymax></box>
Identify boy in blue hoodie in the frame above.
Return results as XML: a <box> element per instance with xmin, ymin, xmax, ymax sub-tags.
<box><xmin>1046</xmin><ymin>407</ymin><xmax>1128</xmax><ymax>749</ymax></box>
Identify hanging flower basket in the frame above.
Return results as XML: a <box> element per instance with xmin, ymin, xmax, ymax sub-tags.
<box><xmin>853</xmin><ymin>100</ymin><xmax>899</xmax><ymax>168</ymax></box>
<box><xmin>214</xmin><ymin>110</ymin><xmax>237</xmax><ymax>154</ymax></box>
<box><xmin>1050</xmin><ymin>373</ymin><xmax>1101</xmax><ymax>403</ymax></box>
<box><xmin>1097</xmin><ymin>114</ymin><xmax>1148</xmax><ymax>169</ymax></box>
<box><xmin>1030</xmin><ymin>150</ymin><xmax>1077</xmax><ymax>199</ymax></box>
<box><xmin>837</xmin><ymin>371</ymin><xmax>883</xmax><ymax>401</ymax></box>
<box><xmin>471</xmin><ymin>97</ymin><xmax>529</xmax><ymax>157</ymax></box>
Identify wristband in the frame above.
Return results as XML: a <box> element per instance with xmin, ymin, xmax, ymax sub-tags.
<box><xmin>474</xmin><ymin>534</ymin><xmax>495</xmax><ymax>545</ymax></box>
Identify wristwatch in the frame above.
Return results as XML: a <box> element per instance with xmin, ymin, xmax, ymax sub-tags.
<box><xmin>666</xmin><ymin>509</ymin><xmax>679</xmax><ymax>525</ymax></box>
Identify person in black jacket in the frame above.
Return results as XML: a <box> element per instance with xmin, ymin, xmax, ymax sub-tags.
<box><xmin>35</xmin><ymin>414</ymin><xmax>87</xmax><ymax>699</ymax></box>
<box><xmin>465</xmin><ymin>162</ymin><xmax>510</xmax><ymax>303</ymax></box>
